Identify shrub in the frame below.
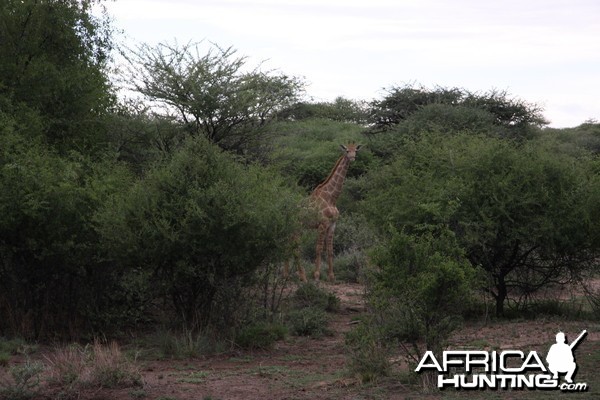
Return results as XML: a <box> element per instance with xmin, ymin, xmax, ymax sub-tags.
<box><xmin>0</xmin><ymin>132</ymin><xmax>134</xmax><ymax>338</ymax></box>
<box><xmin>96</xmin><ymin>136</ymin><xmax>301</xmax><ymax>333</ymax></box>
<box><xmin>0</xmin><ymin>353</ymin><xmax>9</xmax><ymax>367</ymax></box>
<box><xmin>371</xmin><ymin>230</ymin><xmax>476</xmax><ymax>353</ymax></box>
<box><xmin>278</xmin><ymin>97</ymin><xmax>369</xmax><ymax>124</ymax></box>
<box><xmin>0</xmin><ymin>338</ymin><xmax>33</xmax><ymax>365</ymax></box>
<box><xmin>345</xmin><ymin>321</ymin><xmax>390</xmax><ymax>383</ymax></box>
<box><xmin>286</xmin><ymin>308</ymin><xmax>329</xmax><ymax>337</ymax></box>
<box><xmin>292</xmin><ymin>283</ymin><xmax>339</xmax><ymax>312</ymax></box>
<box><xmin>0</xmin><ymin>359</ymin><xmax>44</xmax><ymax>400</ymax></box>
<box><xmin>268</xmin><ymin>119</ymin><xmax>373</xmax><ymax>190</ymax></box>
<box><xmin>235</xmin><ymin>323</ymin><xmax>287</xmax><ymax>350</ymax></box>
<box><xmin>332</xmin><ymin>249</ymin><xmax>366</xmax><ymax>283</ymax></box>
<box><xmin>346</xmin><ymin>230</ymin><xmax>476</xmax><ymax>386</ymax></box>
<box><xmin>328</xmin><ymin>212</ymin><xmax>378</xmax><ymax>283</ymax></box>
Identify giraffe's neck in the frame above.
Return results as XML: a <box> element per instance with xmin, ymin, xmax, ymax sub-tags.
<box><xmin>313</xmin><ymin>155</ymin><xmax>350</xmax><ymax>204</ymax></box>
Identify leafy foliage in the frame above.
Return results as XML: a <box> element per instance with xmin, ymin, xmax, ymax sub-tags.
<box><xmin>105</xmin><ymin>99</ymin><xmax>187</xmax><ymax>172</ymax></box>
<box><xmin>126</xmin><ymin>41</ymin><xmax>304</xmax><ymax>153</ymax></box>
<box><xmin>291</xmin><ymin>282</ymin><xmax>340</xmax><ymax>312</ymax></box>
<box><xmin>368</xmin><ymin>84</ymin><xmax>547</xmax><ymax>138</ymax></box>
<box><xmin>0</xmin><ymin>132</ymin><xmax>133</xmax><ymax>338</ymax></box>
<box><xmin>278</xmin><ymin>97</ymin><xmax>369</xmax><ymax>124</ymax></box>
<box><xmin>286</xmin><ymin>308</ymin><xmax>329</xmax><ymax>337</ymax></box>
<box><xmin>0</xmin><ymin>0</ymin><xmax>115</xmax><ymax>152</ymax></box>
<box><xmin>363</xmin><ymin>133</ymin><xmax>600</xmax><ymax>316</ymax></box>
<box><xmin>234</xmin><ymin>323</ymin><xmax>287</xmax><ymax>350</ymax></box>
<box><xmin>543</xmin><ymin>120</ymin><xmax>600</xmax><ymax>154</ymax></box>
<box><xmin>345</xmin><ymin>318</ymin><xmax>390</xmax><ymax>383</ymax></box>
<box><xmin>1</xmin><ymin>0</ymin><xmax>599</xmax><ymax>348</ymax></box>
<box><xmin>269</xmin><ymin>119</ymin><xmax>373</xmax><ymax>190</ymax></box>
<box><xmin>0</xmin><ymin>359</ymin><xmax>44</xmax><ymax>400</ymax></box>
<box><xmin>347</xmin><ymin>230</ymin><xmax>476</xmax><ymax>385</ymax></box>
<box><xmin>370</xmin><ymin>230</ymin><xmax>476</xmax><ymax>350</ymax></box>
<box><xmin>96</xmin><ymin>136</ymin><xmax>301</xmax><ymax>331</ymax></box>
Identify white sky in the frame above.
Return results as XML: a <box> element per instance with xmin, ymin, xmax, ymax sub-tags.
<box><xmin>103</xmin><ymin>0</ymin><xmax>600</xmax><ymax>128</ymax></box>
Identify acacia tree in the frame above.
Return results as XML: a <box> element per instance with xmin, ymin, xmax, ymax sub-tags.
<box><xmin>368</xmin><ymin>84</ymin><xmax>548</xmax><ymax>138</ymax></box>
<box><xmin>363</xmin><ymin>133</ymin><xmax>600</xmax><ymax>316</ymax></box>
<box><xmin>126</xmin><ymin>42</ymin><xmax>304</xmax><ymax>153</ymax></box>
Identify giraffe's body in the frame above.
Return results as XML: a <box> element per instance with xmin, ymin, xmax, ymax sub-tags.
<box><xmin>287</xmin><ymin>144</ymin><xmax>361</xmax><ymax>282</ymax></box>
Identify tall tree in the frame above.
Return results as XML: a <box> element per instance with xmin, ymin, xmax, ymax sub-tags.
<box><xmin>368</xmin><ymin>84</ymin><xmax>547</xmax><ymax>138</ymax></box>
<box><xmin>0</xmin><ymin>0</ymin><xmax>115</xmax><ymax>152</ymax></box>
<box><xmin>126</xmin><ymin>41</ymin><xmax>304</xmax><ymax>153</ymax></box>
<box><xmin>0</xmin><ymin>0</ymin><xmax>124</xmax><ymax>339</ymax></box>
<box><xmin>363</xmin><ymin>133</ymin><xmax>600</xmax><ymax>316</ymax></box>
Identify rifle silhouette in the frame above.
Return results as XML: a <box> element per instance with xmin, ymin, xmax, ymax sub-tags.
<box><xmin>570</xmin><ymin>330</ymin><xmax>587</xmax><ymax>350</ymax></box>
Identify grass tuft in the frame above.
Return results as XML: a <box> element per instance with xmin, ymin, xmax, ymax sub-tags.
<box><xmin>44</xmin><ymin>340</ymin><xmax>142</xmax><ymax>397</ymax></box>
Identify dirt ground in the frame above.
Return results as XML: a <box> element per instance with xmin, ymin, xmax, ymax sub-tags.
<box><xmin>131</xmin><ymin>283</ymin><xmax>372</xmax><ymax>400</ymax></box>
<box><xmin>3</xmin><ymin>282</ymin><xmax>600</xmax><ymax>400</ymax></box>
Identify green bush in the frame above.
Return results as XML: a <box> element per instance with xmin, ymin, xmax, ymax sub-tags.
<box><xmin>0</xmin><ymin>359</ymin><xmax>44</xmax><ymax>400</ymax></box>
<box><xmin>332</xmin><ymin>250</ymin><xmax>364</xmax><ymax>283</ymax></box>
<box><xmin>0</xmin><ymin>338</ymin><xmax>28</xmax><ymax>356</ymax></box>
<box><xmin>286</xmin><ymin>307</ymin><xmax>329</xmax><ymax>337</ymax></box>
<box><xmin>368</xmin><ymin>85</ymin><xmax>547</xmax><ymax>138</ymax></box>
<box><xmin>96</xmin><ymin>136</ymin><xmax>301</xmax><ymax>332</ymax></box>
<box><xmin>268</xmin><ymin>119</ymin><xmax>373</xmax><ymax>190</ymax></box>
<box><xmin>345</xmin><ymin>321</ymin><xmax>390</xmax><ymax>383</ymax></box>
<box><xmin>148</xmin><ymin>330</ymin><xmax>215</xmax><ymax>359</ymax></box>
<box><xmin>0</xmin><ymin>132</ymin><xmax>134</xmax><ymax>338</ymax></box>
<box><xmin>347</xmin><ymin>230</ymin><xmax>477</xmax><ymax>388</ymax></box>
<box><xmin>329</xmin><ymin>212</ymin><xmax>378</xmax><ymax>282</ymax></box>
<box><xmin>0</xmin><ymin>353</ymin><xmax>9</xmax><ymax>367</ymax></box>
<box><xmin>363</xmin><ymin>132</ymin><xmax>600</xmax><ymax>317</ymax></box>
<box><xmin>370</xmin><ymin>230</ymin><xmax>476</xmax><ymax>352</ymax></box>
<box><xmin>0</xmin><ymin>338</ymin><xmax>36</xmax><ymax>367</ymax></box>
<box><xmin>235</xmin><ymin>323</ymin><xmax>287</xmax><ymax>349</ymax></box>
<box><xmin>0</xmin><ymin>0</ymin><xmax>116</xmax><ymax>153</ymax></box>
<box><xmin>292</xmin><ymin>283</ymin><xmax>340</xmax><ymax>312</ymax></box>
<box><xmin>278</xmin><ymin>97</ymin><xmax>369</xmax><ymax>124</ymax></box>
<box><xmin>394</xmin><ymin>103</ymin><xmax>497</xmax><ymax>138</ymax></box>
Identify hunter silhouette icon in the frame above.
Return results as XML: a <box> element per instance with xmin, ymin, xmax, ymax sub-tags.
<box><xmin>546</xmin><ymin>330</ymin><xmax>587</xmax><ymax>383</ymax></box>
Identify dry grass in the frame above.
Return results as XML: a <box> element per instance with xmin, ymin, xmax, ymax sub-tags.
<box><xmin>44</xmin><ymin>341</ymin><xmax>142</xmax><ymax>394</ymax></box>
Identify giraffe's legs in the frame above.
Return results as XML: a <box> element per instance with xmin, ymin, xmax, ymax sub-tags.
<box><xmin>284</xmin><ymin>260</ymin><xmax>306</xmax><ymax>282</ymax></box>
<box><xmin>314</xmin><ymin>222</ymin><xmax>327</xmax><ymax>281</ymax></box>
<box><xmin>326</xmin><ymin>222</ymin><xmax>336</xmax><ymax>282</ymax></box>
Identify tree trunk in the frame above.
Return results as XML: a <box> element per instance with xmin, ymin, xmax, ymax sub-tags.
<box><xmin>495</xmin><ymin>276</ymin><xmax>507</xmax><ymax>317</ymax></box>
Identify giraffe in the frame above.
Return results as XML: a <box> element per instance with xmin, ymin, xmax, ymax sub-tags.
<box><xmin>286</xmin><ymin>143</ymin><xmax>362</xmax><ymax>282</ymax></box>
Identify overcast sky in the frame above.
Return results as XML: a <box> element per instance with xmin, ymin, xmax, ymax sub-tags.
<box><xmin>103</xmin><ymin>0</ymin><xmax>600</xmax><ymax>128</ymax></box>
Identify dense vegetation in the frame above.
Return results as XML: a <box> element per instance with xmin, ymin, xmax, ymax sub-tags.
<box><xmin>2</xmin><ymin>1</ymin><xmax>600</xmax><ymax>370</ymax></box>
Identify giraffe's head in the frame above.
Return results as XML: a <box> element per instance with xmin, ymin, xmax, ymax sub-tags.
<box><xmin>340</xmin><ymin>143</ymin><xmax>362</xmax><ymax>161</ymax></box>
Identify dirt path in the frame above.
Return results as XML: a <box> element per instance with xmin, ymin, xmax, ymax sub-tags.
<box><xmin>5</xmin><ymin>282</ymin><xmax>600</xmax><ymax>399</ymax></box>
<box><xmin>3</xmin><ymin>282</ymin><xmax>400</xmax><ymax>400</ymax></box>
<box><xmin>138</xmin><ymin>282</ymin><xmax>371</xmax><ymax>400</ymax></box>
